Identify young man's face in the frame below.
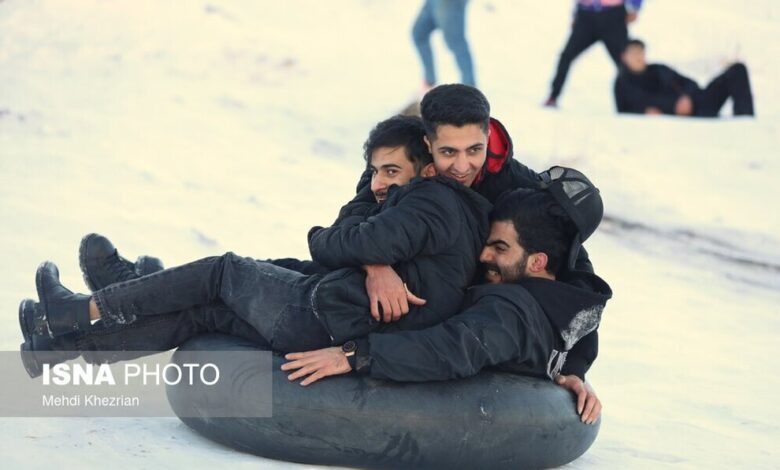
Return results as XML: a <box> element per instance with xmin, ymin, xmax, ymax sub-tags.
<box><xmin>425</xmin><ymin>123</ymin><xmax>487</xmax><ymax>187</ymax></box>
<box><xmin>369</xmin><ymin>146</ymin><xmax>428</xmax><ymax>203</ymax></box>
<box><xmin>622</xmin><ymin>45</ymin><xmax>647</xmax><ymax>73</ymax></box>
<box><xmin>479</xmin><ymin>220</ymin><xmax>529</xmax><ymax>284</ymax></box>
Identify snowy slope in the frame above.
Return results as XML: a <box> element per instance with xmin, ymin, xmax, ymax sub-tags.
<box><xmin>1</xmin><ymin>0</ymin><xmax>779</xmax><ymax>468</ymax></box>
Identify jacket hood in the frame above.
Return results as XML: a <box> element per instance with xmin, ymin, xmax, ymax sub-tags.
<box><xmin>518</xmin><ymin>271</ymin><xmax>612</xmax><ymax>350</ymax></box>
<box><xmin>474</xmin><ymin>117</ymin><xmax>514</xmax><ymax>185</ymax></box>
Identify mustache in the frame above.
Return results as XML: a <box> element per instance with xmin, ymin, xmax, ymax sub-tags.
<box><xmin>482</xmin><ymin>262</ymin><xmax>499</xmax><ymax>273</ymax></box>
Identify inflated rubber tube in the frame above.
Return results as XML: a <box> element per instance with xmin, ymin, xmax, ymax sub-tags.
<box><xmin>167</xmin><ymin>334</ymin><xmax>599</xmax><ymax>469</ymax></box>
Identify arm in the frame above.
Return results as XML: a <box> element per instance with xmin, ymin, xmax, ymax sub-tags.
<box><xmin>284</xmin><ymin>295</ymin><xmax>533</xmax><ymax>383</ymax></box>
<box><xmin>560</xmin><ymin>329</ymin><xmax>598</xmax><ymax>380</ymax></box>
<box><xmin>308</xmin><ymin>181</ymin><xmax>460</xmax><ymax>269</ymax></box>
<box><xmin>358</xmin><ymin>295</ymin><xmax>535</xmax><ymax>382</ymax></box>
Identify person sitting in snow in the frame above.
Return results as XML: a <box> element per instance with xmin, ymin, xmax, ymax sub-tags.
<box><xmin>614</xmin><ymin>39</ymin><xmax>755</xmax><ymax>117</ymax></box>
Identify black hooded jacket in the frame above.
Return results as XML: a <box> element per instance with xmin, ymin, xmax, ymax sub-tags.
<box><xmin>614</xmin><ymin>64</ymin><xmax>701</xmax><ymax>115</ymax></box>
<box><xmin>351</xmin><ymin>270</ymin><xmax>612</xmax><ymax>382</ymax></box>
<box><xmin>308</xmin><ymin>176</ymin><xmax>491</xmax><ymax>344</ymax></box>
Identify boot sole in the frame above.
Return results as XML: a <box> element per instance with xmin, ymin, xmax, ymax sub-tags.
<box><xmin>78</xmin><ymin>233</ymin><xmax>100</xmax><ymax>292</ymax></box>
<box><xmin>18</xmin><ymin>299</ymin><xmax>44</xmax><ymax>378</ymax></box>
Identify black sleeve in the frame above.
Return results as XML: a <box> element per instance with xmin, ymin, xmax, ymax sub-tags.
<box><xmin>308</xmin><ymin>182</ymin><xmax>461</xmax><ymax>269</ymax></box>
<box><xmin>560</xmin><ymin>330</ymin><xmax>598</xmax><ymax>381</ymax></box>
<box><xmin>507</xmin><ymin>159</ymin><xmax>541</xmax><ymax>189</ymax></box>
<box><xmin>331</xmin><ymin>169</ymin><xmax>377</xmax><ymax>226</ymax></box>
<box><xmin>614</xmin><ymin>78</ymin><xmax>635</xmax><ymax>113</ymax></box>
<box><xmin>356</xmin><ymin>296</ymin><xmax>537</xmax><ymax>382</ymax></box>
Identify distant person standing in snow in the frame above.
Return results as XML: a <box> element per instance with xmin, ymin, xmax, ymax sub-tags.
<box><xmin>614</xmin><ymin>39</ymin><xmax>755</xmax><ymax>117</ymax></box>
<box><xmin>544</xmin><ymin>0</ymin><xmax>642</xmax><ymax>108</ymax></box>
<box><xmin>412</xmin><ymin>0</ymin><xmax>475</xmax><ymax>90</ymax></box>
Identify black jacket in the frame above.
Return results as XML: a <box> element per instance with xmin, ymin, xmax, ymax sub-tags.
<box><xmin>475</xmin><ymin>117</ymin><xmax>600</xmax><ymax>378</ymax></box>
<box><xmin>347</xmin><ymin>117</ymin><xmax>600</xmax><ymax>376</ymax></box>
<box><xmin>352</xmin><ymin>270</ymin><xmax>612</xmax><ymax>382</ymax></box>
<box><xmin>614</xmin><ymin>64</ymin><xmax>701</xmax><ymax>115</ymax></box>
<box><xmin>308</xmin><ymin>176</ymin><xmax>491</xmax><ymax>344</ymax></box>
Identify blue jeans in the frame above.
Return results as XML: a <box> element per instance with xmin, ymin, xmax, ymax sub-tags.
<box><xmin>412</xmin><ymin>0</ymin><xmax>475</xmax><ymax>87</ymax></box>
<box><xmin>91</xmin><ymin>253</ymin><xmax>332</xmax><ymax>353</ymax></box>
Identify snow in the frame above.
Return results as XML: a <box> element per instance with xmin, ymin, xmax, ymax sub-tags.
<box><xmin>1</xmin><ymin>0</ymin><xmax>778</xmax><ymax>468</ymax></box>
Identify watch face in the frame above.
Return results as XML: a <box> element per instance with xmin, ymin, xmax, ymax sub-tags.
<box><xmin>342</xmin><ymin>340</ymin><xmax>357</xmax><ymax>354</ymax></box>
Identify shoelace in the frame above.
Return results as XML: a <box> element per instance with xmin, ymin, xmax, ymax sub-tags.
<box><xmin>106</xmin><ymin>251</ymin><xmax>137</xmax><ymax>282</ymax></box>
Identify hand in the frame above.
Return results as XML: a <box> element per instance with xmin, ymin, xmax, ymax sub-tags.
<box><xmin>626</xmin><ymin>12</ymin><xmax>638</xmax><ymax>24</ymax></box>
<box><xmin>555</xmin><ymin>374</ymin><xmax>601</xmax><ymax>424</ymax></box>
<box><xmin>282</xmin><ymin>347</ymin><xmax>352</xmax><ymax>386</ymax></box>
<box><xmin>364</xmin><ymin>264</ymin><xmax>426</xmax><ymax>323</ymax></box>
<box><xmin>645</xmin><ymin>106</ymin><xmax>663</xmax><ymax>115</ymax></box>
<box><xmin>675</xmin><ymin>95</ymin><xmax>693</xmax><ymax>116</ymax></box>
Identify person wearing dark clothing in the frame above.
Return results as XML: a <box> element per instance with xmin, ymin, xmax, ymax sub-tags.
<box><xmin>284</xmin><ymin>169</ymin><xmax>612</xmax><ymax>424</ymax></box>
<box><xmin>614</xmin><ymin>39</ymin><xmax>755</xmax><ymax>117</ymax></box>
<box><xmin>18</xmin><ymin>116</ymin><xmax>491</xmax><ymax>378</ymax></box>
<box><xmin>545</xmin><ymin>0</ymin><xmax>643</xmax><ymax>107</ymax></box>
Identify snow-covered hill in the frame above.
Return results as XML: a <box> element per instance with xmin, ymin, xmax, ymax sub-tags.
<box><xmin>1</xmin><ymin>0</ymin><xmax>778</xmax><ymax>468</ymax></box>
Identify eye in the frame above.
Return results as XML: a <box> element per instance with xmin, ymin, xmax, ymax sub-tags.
<box><xmin>440</xmin><ymin>149</ymin><xmax>455</xmax><ymax>156</ymax></box>
<box><xmin>387</xmin><ymin>169</ymin><xmax>399</xmax><ymax>177</ymax></box>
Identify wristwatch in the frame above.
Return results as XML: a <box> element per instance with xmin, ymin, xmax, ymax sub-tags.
<box><xmin>341</xmin><ymin>340</ymin><xmax>357</xmax><ymax>357</ymax></box>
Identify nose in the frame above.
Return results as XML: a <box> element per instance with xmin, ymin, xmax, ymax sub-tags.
<box><xmin>370</xmin><ymin>175</ymin><xmax>386</xmax><ymax>194</ymax></box>
<box><xmin>452</xmin><ymin>154</ymin><xmax>470</xmax><ymax>174</ymax></box>
<box><xmin>479</xmin><ymin>246</ymin><xmax>492</xmax><ymax>263</ymax></box>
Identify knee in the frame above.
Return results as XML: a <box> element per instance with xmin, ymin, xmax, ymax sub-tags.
<box><xmin>728</xmin><ymin>62</ymin><xmax>748</xmax><ymax>77</ymax></box>
<box><xmin>442</xmin><ymin>29</ymin><xmax>468</xmax><ymax>53</ymax></box>
<box><xmin>412</xmin><ymin>22</ymin><xmax>432</xmax><ymax>44</ymax></box>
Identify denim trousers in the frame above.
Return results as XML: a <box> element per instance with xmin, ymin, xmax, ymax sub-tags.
<box><xmin>90</xmin><ymin>252</ymin><xmax>332</xmax><ymax>353</ymax></box>
<box><xmin>76</xmin><ymin>302</ymin><xmax>270</xmax><ymax>363</ymax></box>
<box><xmin>412</xmin><ymin>0</ymin><xmax>475</xmax><ymax>86</ymax></box>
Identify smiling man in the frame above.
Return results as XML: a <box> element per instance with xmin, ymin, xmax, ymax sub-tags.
<box><xmin>283</xmin><ymin>167</ymin><xmax>613</xmax><ymax>424</ymax></box>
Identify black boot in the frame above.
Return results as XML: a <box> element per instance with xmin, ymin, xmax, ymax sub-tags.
<box><xmin>36</xmin><ymin>261</ymin><xmax>92</xmax><ymax>337</ymax></box>
<box><xmin>79</xmin><ymin>233</ymin><xmax>164</xmax><ymax>291</ymax></box>
<box><xmin>19</xmin><ymin>299</ymin><xmax>79</xmax><ymax>378</ymax></box>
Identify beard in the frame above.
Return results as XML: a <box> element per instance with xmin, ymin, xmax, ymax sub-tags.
<box><xmin>482</xmin><ymin>252</ymin><xmax>529</xmax><ymax>284</ymax></box>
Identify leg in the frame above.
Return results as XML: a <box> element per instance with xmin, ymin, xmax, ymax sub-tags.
<box><xmin>412</xmin><ymin>0</ymin><xmax>438</xmax><ymax>86</ymax></box>
<box><xmin>699</xmin><ymin>63</ymin><xmax>754</xmax><ymax>116</ymax></box>
<box><xmin>599</xmin><ymin>7</ymin><xmax>629</xmax><ymax>67</ymax></box>
<box><xmin>78</xmin><ymin>303</ymin><xmax>271</xmax><ymax>363</ymax></box>
<box><xmin>433</xmin><ymin>0</ymin><xmax>475</xmax><ymax>87</ymax></box>
<box><xmin>549</xmin><ymin>11</ymin><xmax>598</xmax><ymax>100</ymax></box>
<box><xmin>92</xmin><ymin>252</ymin><xmax>328</xmax><ymax>350</ymax></box>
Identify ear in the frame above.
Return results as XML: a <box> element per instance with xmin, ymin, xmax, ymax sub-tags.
<box><xmin>420</xmin><ymin>163</ymin><xmax>436</xmax><ymax>177</ymax></box>
<box><xmin>526</xmin><ymin>252</ymin><xmax>549</xmax><ymax>276</ymax></box>
<box><xmin>423</xmin><ymin>135</ymin><xmax>432</xmax><ymax>153</ymax></box>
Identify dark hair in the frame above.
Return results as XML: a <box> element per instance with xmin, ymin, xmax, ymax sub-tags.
<box><xmin>363</xmin><ymin>115</ymin><xmax>432</xmax><ymax>173</ymax></box>
<box><xmin>625</xmin><ymin>38</ymin><xmax>645</xmax><ymax>51</ymax></box>
<box><xmin>420</xmin><ymin>84</ymin><xmax>490</xmax><ymax>138</ymax></box>
<box><xmin>490</xmin><ymin>189</ymin><xmax>578</xmax><ymax>275</ymax></box>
